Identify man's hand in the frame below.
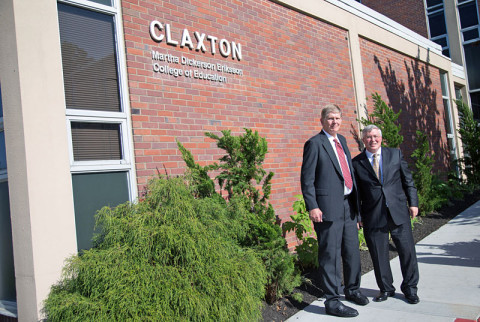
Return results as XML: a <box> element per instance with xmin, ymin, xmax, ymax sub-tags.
<box><xmin>309</xmin><ymin>208</ymin><xmax>323</xmax><ymax>222</ymax></box>
<box><xmin>409</xmin><ymin>206</ymin><xmax>419</xmax><ymax>219</ymax></box>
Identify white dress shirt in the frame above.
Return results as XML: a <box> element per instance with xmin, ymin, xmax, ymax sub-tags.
<box><xmin>365</xmin><ymin>147</ymin><xmax>383</xmax><ymax>183</ymax></box>
<box><xmin>322</xmin><ymin>130</ymin><xmax>353</xmax><ymax>195</ymax></box>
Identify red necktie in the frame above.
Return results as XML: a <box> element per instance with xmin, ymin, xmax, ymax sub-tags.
<box><xmin>333</xmin><ymin>138</ymin><xmax>353</xmax><ymax>190</ymax></box>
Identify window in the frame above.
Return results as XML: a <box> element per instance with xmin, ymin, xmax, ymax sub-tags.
<box><xmin>440</xmin><ymin>73</ymin><xmax>457</xmax><ymax>161</ymax></box>
<box><xmin>458</xmin><ymin>0</ymin><xmax>480</xmax><ymax>44</ymax></box>
<box><xmin>0</xmin><ymin>85</ymin><xmax>6</xmax><ymax>180</ymax></box>
<box><xmin>58</xmin><ymin>0</ymin><xmax>136</xmax><ymax>251</ymax></box>
<box><xmin>425</xmin><ymin>0</ymin><xmax>450</xmax><ymax>57</ymax></box>
<box><xmin>457</xmin><ymin>0</ymin><xmax>480</xmax><ymax>120</ymax></box>
<box><xmin>58</xmin><ymin>3</ymin><xmax>121</xmax><ymax>112</ymax></box>
<box><xmin>470</xmin><ymin>92</ymin><xmax>480</xmax><ymax>120</ymax></box>
<box><xmin>0</xmin><ymin>85</ymin><xmax>16</xmax><ymax>302</ymax></box>
<box><xmin>71</xmin><ymin>122</ymin><xmax>122</xmax><ymax>161</ymax></box>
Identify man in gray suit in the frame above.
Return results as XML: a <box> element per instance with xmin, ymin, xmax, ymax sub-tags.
<box><xmin>301</xmin><ymin>104</ymin><xmax>368</xmax><ymax>318</ymax></box>
<box><xmin>352</xmin><ymin>124</ymin><xmax>420</xmax><ymax>304</ymax></box>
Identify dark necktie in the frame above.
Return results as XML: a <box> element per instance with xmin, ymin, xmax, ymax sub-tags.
<box><xmin>333</xmin><ymin>138</ymin><xmax>353</xmax><ymax>190</ymax></box>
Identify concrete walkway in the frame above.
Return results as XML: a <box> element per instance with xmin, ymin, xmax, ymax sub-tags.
<box><xmin>287</xmin><ymin>200</ymin><xmax>480</xmax><ymax>322</ymax></box>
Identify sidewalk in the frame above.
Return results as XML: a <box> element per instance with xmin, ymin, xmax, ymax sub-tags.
<box><xmin>287</xmin><ymin>200</ymin><xmax>480</xmax><ymax>322</ymax></box>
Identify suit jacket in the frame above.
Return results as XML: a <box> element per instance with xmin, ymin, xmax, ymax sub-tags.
<box><xmin>300</xmin><ymin>131</ymin><xmax>359</xmax><ymax>222</ymax></box>
<box><xmin>352</xmin><ymin>147</ymin><xmax>418</xmax><ymax>228</ymax></box>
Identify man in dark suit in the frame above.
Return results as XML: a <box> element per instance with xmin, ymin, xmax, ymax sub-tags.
<box><xmin>301</xmin><ymin>104</ymin><xmax>368</xmax><ymax>318</ymax></box>
<box><xmin>352</xmin><ymin>124</ymin><xmax>420</xmax><ymax>304</ymax></box>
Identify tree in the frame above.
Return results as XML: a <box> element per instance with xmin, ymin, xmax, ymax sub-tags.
<box><xmin>456</xmin><ymin>100</ymin><xmax>480</xmax><ymax>187</ymax></box>
<box><xmin>358</xmin><ymin>92</ymin><xmax>403</xmax><ymax>148</ymax></box>
<box><xmin>177</xmin><ymin>129</ymin><xmax>300</xmax><ymax>304</ymax></box>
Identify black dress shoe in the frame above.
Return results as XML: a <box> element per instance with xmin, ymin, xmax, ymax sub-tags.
<box><xmin>345</xmin><ymin>291</ymin><xmax>369</xmax><ymax>306</ymax></box>
<box><xmin>373</xmin><ymin>291</ymin><xmax>395</xmax><ymax>302</ymax></box>
<box><xmin>326</xmin><ymin>303</ymin><xmax>359</xmax><ymax>318</ymax></box>
<box><xmin>405</xmin><ymin>294</ymin><xmax>420</xmax><ymax>304</ymax></box>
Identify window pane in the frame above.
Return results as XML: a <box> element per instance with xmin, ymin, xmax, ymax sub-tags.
<box><xmin>0</xmin><ymin>132</ymin><xmax>6</xmax><ymax>171</ymax></box>
<box><xmin>71</xmin><ymin>122</ymin><xmax>122</xmax><ymax>161</ymax></box>
<box><xmin>434</xmin><ymin>37</ymin><xmax>447</xmax><ymax>47</ymax></box>
<box><xmin>442</xmin><ymin>48</ymin><xmax>450</xmax><ymax>57</ymax></box>
<box><xmin>464</xmin><ymin>43</ymin><xmax>480</xmax><ymax>90</ymax></box>
<box><xmin>455</xmin><ymin>87</ymin><xmax>463</xmax><ymax>100</ymax></box>
<box><xmin>443</xmin><ymin>98</ymin><xmax>453</xmax><ymax>134</ymax></box>
<box><xmin>72</xmin><ymin>171</ymin><xmax>129</xmax><ymax>250</ymax></box>
<box><xmin>58</xmin><ymin>3</ymin><xmax>121</xmax><ymax>112</ymax></box>
<box><xmin>426</xmin><ymin>0</ymin><xmax>443</xmax><ymax>8</ymax></box>
<box><xmin>459</xmin><ymin>2</ymin><xmax>479</xmax><ymax>29</ymax></box>
<box><xmin>440</xmin><ymin>73</ymin><xmax>448</xmax><ymax>95</ymax></box>
<box><xmin>463</xmin><ymin>28</ymin><xmax>479</xmax><ymax>41</ymax></box>
<box><xmin>470</xmin><ymin>92</ymin><xmax>480</xmax><ymax>120</ymax></box>
<box><xmin>0</xmin><ymin>181</ymin><xmax>16</xmax><ymax>301</ymax></box>
<box><xmin>89</xmin><ymin>0</ymin><xmax>113</xmax><ymax>6</ymax></box>
<box><xmin>428</xmin><ymin>12</ymin><xmax>447</xmax><ymax>37</ymax></box>
<box><xmin>0</xmin><ymin>84</ymin><xmax>3</xmax><ymax>118</ymax></box>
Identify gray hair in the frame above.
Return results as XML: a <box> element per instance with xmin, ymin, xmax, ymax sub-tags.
<box><xmin>321</xmin><ymin>104</ymin><xmax>342</xmax><ymax>120</ymax></box>
<box><xmin>362</xmin><ymin>124</ymin><xmax>382</xmax><ymax>139</ymax></box>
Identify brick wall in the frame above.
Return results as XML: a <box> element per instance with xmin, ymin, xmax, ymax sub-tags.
<box><xmin>122</xmin><ymin>0</ymin><xmax>358</xmax><ymax>248</ymax></box>
<box><xmin>121</xmin><ymin>0</ymin><xmax>451</xmax><ymax>250</ymax></box>
<box><xmin>360</xmin><ymin>37</ymin><xmax>450</xmax><ymax>172</ymax></box>
<box><xmin>360</xmin><ymin>0</ymin><xmax>428</xmax><ymax>38</ymax></box>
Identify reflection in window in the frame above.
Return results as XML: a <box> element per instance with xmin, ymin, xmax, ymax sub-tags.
<box><xmin>71</xmin><ymin>122</ymin><xmax>122</xmax><ymax>161</ymax></box>
<box><xmin>429</xmin><ymin>11</ymin><xmax>447</xmax><ymax>37</ymax></box>
<box><xmin>72</xmin><ymin>171</ymin><xmax>129</xmax><ymax>250</ymax></box>
<box><xmin>0</xmin><ymin>85</ymin><xmax>5</xmax><ymax>172</ymax></box>
<box><xmin>471</xmin><ymin>92</ymin><xmax>480</xmax><ymax>120</ymax></box>
<box><xmin>426</xmin><ymin>0</ymin><xmax>449</xmax><ymax>57</ymax></box>
<box><xmin>58</xmin><ymin>3</ymin><xmax>121</xmax><ymax>112</ymax></box>
<box><xmin>458</xmin><ymin>1</ymin><xmax>478</xmax><ymax>28</ymax></box>
<box><xmin>0</xmin><ymin>132</ymin><xmax>6</xmax><ymax>171</ymax></box>
<box><xmin>0</xmin><ymin>85</ymin><xmax>3</xmax><ymax>118</ymax></box>
<box><xmin>463</xmin><ymin>43</ymin><xmax>480</xmax><ymax>90</ymax></box>
<box><xmin>90</xmin><ymin>0</ymin><xmax>113</xmax><ymax>6</ymax></box>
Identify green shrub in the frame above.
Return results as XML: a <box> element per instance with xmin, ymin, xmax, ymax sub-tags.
<box><xmin>358</xmin><ymin>92</ymin><xmax>403</xmax><ymax>148</ymax></box>
<box><xmin>282</xmin><ymin>195</ymin><xmax>318</xmax><ymax>269</ymax></box>
<box><xmin>283</xmin><ymin>195</ymin><xmax>368</xmax><ymax>270</ymax></box>
<box><xmin>177</xmin><ymin>129</ymin><xmax>300</xmax><ymax>304</ymax></box>
<box><xmin>411</xmin><ymin>130</ymin><xmax>445</xmax><ymax>215</ymax></box>
<box><xmin>357</xmin><ymin>227</ymin><xmax>368</xmax><ymax>251</ymax></box>
<box><xmin>43</xmin><ymin>176</ymin><xmax>267</xmax><ymax>321</ymax></box>
<box><xmin>456</xmin><ymin>100</ymin><xmax>480</xmax><ymax>187</ymax></box>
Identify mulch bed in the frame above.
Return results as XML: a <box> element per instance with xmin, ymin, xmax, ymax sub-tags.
<box><xmin>262</xmin><ymin>190</ymin><xmax>480</xmax><ymax>322</ymax></box>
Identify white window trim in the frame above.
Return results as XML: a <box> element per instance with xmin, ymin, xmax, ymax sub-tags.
<box><xmin>60</xmin><ymin>0</ymin><xmax>138</xmax><ymax>202</ymax></box>
<box><xmin>440</xmin><ymin>73</ymin><xmax>458</xmax><ymax>159</ymax></box>
<box><xmin>66</xmin><ymin>115</ymin><xmax>131</xmax><ymax>165</ymax></box>
<box><xmin>58</xmin><ymin>0</ymin><xmax>117</xmax><ymax>15</ymax></box>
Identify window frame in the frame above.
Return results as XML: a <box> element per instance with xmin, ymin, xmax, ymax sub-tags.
<box><xmin>0</xmin><ymin>121</ymin><xmax>6</xmax><ymax>183</ymax></box>
<box><xmin>67</xmin><ymin>115</ymin><xmax>132</xmax><ymax>172</ymax></box>
<box><xmin>59</xmin><ymin>0</ymin><xmax>137</xmax><ymax>201</ymax></box>
<box><xmin>440</xmin><ymin>72</ymin><xmax>458</xmax><ymax>159</ymax></box>
<box><xmin>0</xmin><ymin>86</ymin><xmax>6</xmax><ymax>182</ymax></box>
<box><xmin>457</xmin><ymin>0</ymin><xmax>480</xmax><ymax>45</ymax></box>
<box><xmin>425</xmin><ymin>0</ymin><xmax>451</xmax><ymax>57</ymax></box>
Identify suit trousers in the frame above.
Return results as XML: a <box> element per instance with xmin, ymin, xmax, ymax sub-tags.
<box><xmin>314</xmin><ymin>196</ymin><xmax>361</xmax><ymax>309</ymax></box>
<box><xmin>365</xmin><ymin>209</ymin><xmax>419</xmax><ymax>296</ymax></box>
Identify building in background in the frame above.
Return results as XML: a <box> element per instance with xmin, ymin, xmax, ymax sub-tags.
<box><xmin>0</xmin><ymin>0</ymin><xmax>467</xmax><ymax>320</ymax></box>
<box><xmin>359</xmin><ymin>0</ymin><xmax>480</xmax><ymax>120</ymax></box>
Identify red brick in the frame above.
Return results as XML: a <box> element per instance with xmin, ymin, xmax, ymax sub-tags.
<box><xmin>122</xmin><ymin>0</ymin><xmax>451</xmax><ymax>249</ymax></box>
